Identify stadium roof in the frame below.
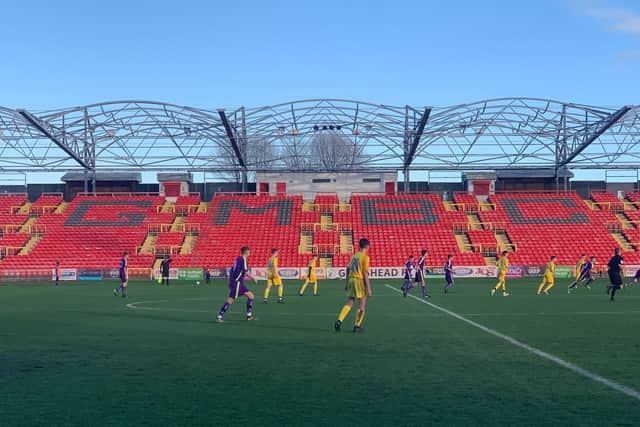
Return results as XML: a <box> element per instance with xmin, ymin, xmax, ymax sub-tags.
<box><xmin>61</xmin><ymin>171</ymin><xmax>142</xmax><ymax>182</ymax></box>
<box><xmin>0</xmin><ymin>98</ymin><xmax>638</xmax><ymax>177</ymax></box>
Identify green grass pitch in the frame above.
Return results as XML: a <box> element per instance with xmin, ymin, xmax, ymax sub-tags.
<box><xmin>2</xmin><ymin>277</ymin><xmax>640</xmax><ymax>426</ymax></box>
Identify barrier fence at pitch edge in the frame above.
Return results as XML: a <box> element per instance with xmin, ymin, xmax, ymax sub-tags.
<box><xmin>1</xmin><ymin>265</ymin><xmax>638</xmax><ymax>282</ymax></box>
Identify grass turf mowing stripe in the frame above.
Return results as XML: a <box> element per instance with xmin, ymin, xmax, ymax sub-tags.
<box><xmin>385</xmin><ymin>283</ymin><xmax>640</xmax><ymax>402</ymax></box>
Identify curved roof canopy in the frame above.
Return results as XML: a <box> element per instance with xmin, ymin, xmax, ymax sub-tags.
<box><xmin>0</xmin><ymin>98</ymin><xmax>637</xmax><ymax>173</ymax></box>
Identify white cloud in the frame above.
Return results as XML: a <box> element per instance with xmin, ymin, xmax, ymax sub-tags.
<box><xmin>584</xmin><ymin>6</ymin><xmax>640</xmax><ymax>34</ymax></box>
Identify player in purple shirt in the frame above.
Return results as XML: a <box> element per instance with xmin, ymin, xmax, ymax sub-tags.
<box><xmin>415</xmin><ymin>249</ymin><xmax>430</xmax><ymax>299</ymax></box>
<box><xmin>401</xmin><ymin>255</ymin><xmax>416</xmax><ymax>297</ymax></box>
<box><xmin>216</xmin><ymin>246</ymin><xmax>257</xmax><ymax>323</ymax></box>
<box><xmin>113</xmin><ymin>252</ymin><xmax>128</xmax><ymax>298</ymax></box>
<box><xmin>568</xmin><ymin>256</ymin><xmax>595</xmax><ymax>293</ymax></box>
<box><xmin>444</xmin><ymin>254</ymin><xmax>454</xmax><ymax>294</ymax></box>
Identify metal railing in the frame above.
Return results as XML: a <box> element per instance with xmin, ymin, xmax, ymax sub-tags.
<box><xmin>1</xmin><ymin>224</ymin><xmax>45</xmax><ymax>234</ymax></box>
<box><xmin>147</xmin><ymin>223</ymin><xmax>200</xmax><ymax>234</ymax></box>
<box><xmin>461</xmin><ymin>243</ymin><xmax>498</xmax><ymax>255</ymax></box>
<box><xmin>29</xmin><ymin>205</ymin><xmax>59</xmax><ymax>216</ymax></box>
<box><xmin>587</xmin><ymin>200</ymin><xmax>639</xmax><ymax>212</ymax></box>
<box><xmin>453</xmin><ymin>222</ymin><xmax>507</xmax><ymax>233</ymax></box>
<box><xmin>313</xmin><ymin>244</ymin><xmax>340</xmax><ymax>255</ymax></box>
<box><xmin>0</xmin><ymin>246</ymin><xmax>23</xmax><ymax>256</ymax></box>
<box><xmin>301</xmin><ymin>223</ymin><xmax>353</xmax><ymax>232</ymax></box>
<box><xmin>156</xmin><ymin>204</ymin><xmax>204</xmax><ymax>214</ymax></box>
<box><xmin>0</xmin><ymin>192</ymin><xmax>27</xmax><ymax>198</ymax></box>
<box><xmin>137</xmin><ymin>245</ymin><xmax>182</xmax><ymax>255</ymax></box>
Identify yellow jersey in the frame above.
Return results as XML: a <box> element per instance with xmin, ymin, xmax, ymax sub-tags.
<box><xmin>347</xmin><ymin>251</ymin><xmax>370</xmax><ymax>280</ymax></box>
<box><xmin>576</xmin><ymin>258</ymin><xmax>585</xmax><ymax>277</ymax></box>
<box><xmin>267</xmin><ymin>255</ymin><xmax>279</xmax><ymax>277</ymax></box>
<box><xmin>545</xmin><ymin>261</ymin><xmax>555</xmax><ymax>276</ymax></box>
<box><xmin>497</xmin><ymin>256</ymin><xmax>509</xmax><ymax>272</ymax></box>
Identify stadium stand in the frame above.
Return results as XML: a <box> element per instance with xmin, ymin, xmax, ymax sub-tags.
<box><xmin>187</xmin><ymin>194</ymin><xmax>306</xmax><ymax>270</ymax></box>
<box><xmin>0</xmin><ymin>193</ymin><xmax>28</xmax><ymax>225</ymax></box>
<box><xmin>1</xmin><ymin>190</ymin><xmax>640</xmax><ymax>274</ymax></box>
<box><xmin>452</xmin><ymin>193</ymin><xmax>480</xmax><ymax>212</ymax></box>
<box><xmin>479</xmin><ymin>192</ymin><xmax>639</xmax><ymax>265</ymax></box>
<box><xmin>351</xmin><ymin>194</ymin><xmax>486</xmax><ymax>267</ymax></box>
<box><xmin>0</xmin><ymin>194</ymin><xmax>165</xmax><ymax>272</ymax></box>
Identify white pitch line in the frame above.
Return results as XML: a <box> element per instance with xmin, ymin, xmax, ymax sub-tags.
<box><xmin>125</xmin><ymin>299</ymin><xmax>339</xmax><ymax>317</ymax></box>
<box><xmin>125</xmin><ymin>299</ymin><xmax>169</xmax><ymax>309</ymax></box>
<box><xmin>125</xmin><ymin>297</ymin><xmax>640</xmax><ymax>318</ymax></box>
<box><xmin>385</xmin><ymin>284</ymin><xmax>640</xmax><ymax>402</ymax></box>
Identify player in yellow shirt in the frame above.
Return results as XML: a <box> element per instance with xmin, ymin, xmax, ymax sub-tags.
<box><xmin>264</xmin><ymin>248</ymin><xmax>284</xmax><ymax>303</ymax></box>
<box><xmin>299</xmin><ymin>255</ymin><xmax>319</xmax><ymax>296</ymax></box>
<box><xmin>491</xmin><ymin>250</ymin><xmax>510</xmax><ymax>297</ymax></box>
<box><xmin>537</xmin><ymin>255</ymin><xmax>557</xmax><ymax>295</ymax></box>
<box><xmin>575</xmin><ymin>254</ymin><xmax>586</xmax><ymax>280</ymax></box>
<box><xmin>335</xmin><ymin>238</ymin><xmax>372</xmax><ymax>333</ymax></box>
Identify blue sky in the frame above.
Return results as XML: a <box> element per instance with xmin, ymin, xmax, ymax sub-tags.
<box><xmin>1</xmin><ymin>0</ymin><xmax>639</xmax><ymax>110</ymax></box>
<box><xmin>1</xmin><ymin>0</ymin><xmax>639</xmax><ymax>184</ymax></box>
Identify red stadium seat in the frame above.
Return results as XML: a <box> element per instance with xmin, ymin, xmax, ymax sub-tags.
<box><xmin>1</xmin><ymin>191</ymin><xmax>639</xmax><ymax>272</ymax></box>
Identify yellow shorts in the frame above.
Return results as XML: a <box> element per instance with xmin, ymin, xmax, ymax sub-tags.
<box><xmin>498</xmin><ymin>271</ymin><xmax>507</xmax><ymax>281</ymax></box>
<box><xmin>308</xmin><ymin>274</ymin><xmax>317</xmax><ymax>282</ymax></box>
<box><xmin>347</xmin><ymin>278</ymin><xmax>366</xmax><ymax>299</ymax></box>
<box><xmin>267</xmin><ymin>276</ymin><xmax>282</xmax><ymax>286</ymax></box>
<box><xmin>543</xmin><ymin>274</ymin><xmax>554</xmax><ymax>284</ymax></box>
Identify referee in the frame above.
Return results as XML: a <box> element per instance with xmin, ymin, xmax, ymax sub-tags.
<box><xmin>607</xmin><ymin>248</ymin><xmax>624</xmax><ymax>302</ymax></box>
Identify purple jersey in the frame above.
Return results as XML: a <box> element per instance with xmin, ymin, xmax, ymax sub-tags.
<box><xmin>119</xmin><ymin>257</ymin><xmax>128</xmax><ymax>281</ymax></box>
<box><xmin>404</xmin><ymin>260</ymin><xmax>416</xmax><ymax>280</ymax></box>
<box><xmin>229</xmin><ymin>256</ymin><xmax>248</xmax><ymax>285</ymax></box>
<box><xmin>444</xmin><ymin>259</ymin><xmax>454</xmax><ymax>288</ymax></box>
<box><xmin>417</xmin><ymin>256</ymin><xmax>426</xmax><ymax>272</ymax></box>
<box><xmin>415</xmin><ymin>255</ymin><xmax>427</xmax><ymax>282</ymax></box>
<box><xmin>444</xmin><ymin>260</ymin><xmax>453</xmax><ymax>278</ymax></box>
<box><xmin>580</xmin><ymin>261</ymin><xmax>593</xmax><ymax>278</ymax></box>
<box><xmin>228</xmin><ymin>256</ymin><xmax>250</xmax><ymax>298</ymax></box>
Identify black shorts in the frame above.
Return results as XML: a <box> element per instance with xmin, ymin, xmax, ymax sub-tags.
<box><xmin>608</xmin><ymin>271</ymin><xmax>622</xmax><ymax>286</ymax></box>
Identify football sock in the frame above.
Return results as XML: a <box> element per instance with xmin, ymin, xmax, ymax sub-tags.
<box><xmin>537</xmin><ymin>282</ymin><xmax>545</xmax><ymax>294</ymax></box>
<box><xmin>355</xmin><ymin>309</ymin><xmax>365</xmax><ymax>327</ymax></box>
<box><xmin>246</xmin><ymin>298</ymin><xmax>254</xmax><ymax>316</ymax></box>
<box><xmin>277</xmin><ymin>285</ymin><xmax>283</xmax><ymax>298</ymax></box>
<box><xmin>300</xmin><ymin>281</ymin><xmax>309</xmax><ymax>294</ymax></box>
<box><xmin>218</xmin><ymin>302</ymin><xmax>230</xmax><ymax>317</ymax></box>
<box><xmin>313</xmin><ymin>283</ymin><xmax>318</xmax><ymax>295</ymax></box>
<box><xmin>421</xmin><ymin>285</ymin><xmax>427</xmax><ymax>297</ymax></box>
<box><xmin>264</xmin><ymin>286</ymin><xmax>271</xmax><ymax>300</ymax></box>
<box><xmin>544</xmin><ymin>283</ymin><xmax>554</xmax><ymax>293</ymax></box>
<box><xmin>120</xmin><ymin>285</ymin><xmax>126</xmax><ymax>297</ymax></box>
<box><xmin>338</xmin><ymin>305</ymin><xmax>351</xmax><ymax>322</ymax></box>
